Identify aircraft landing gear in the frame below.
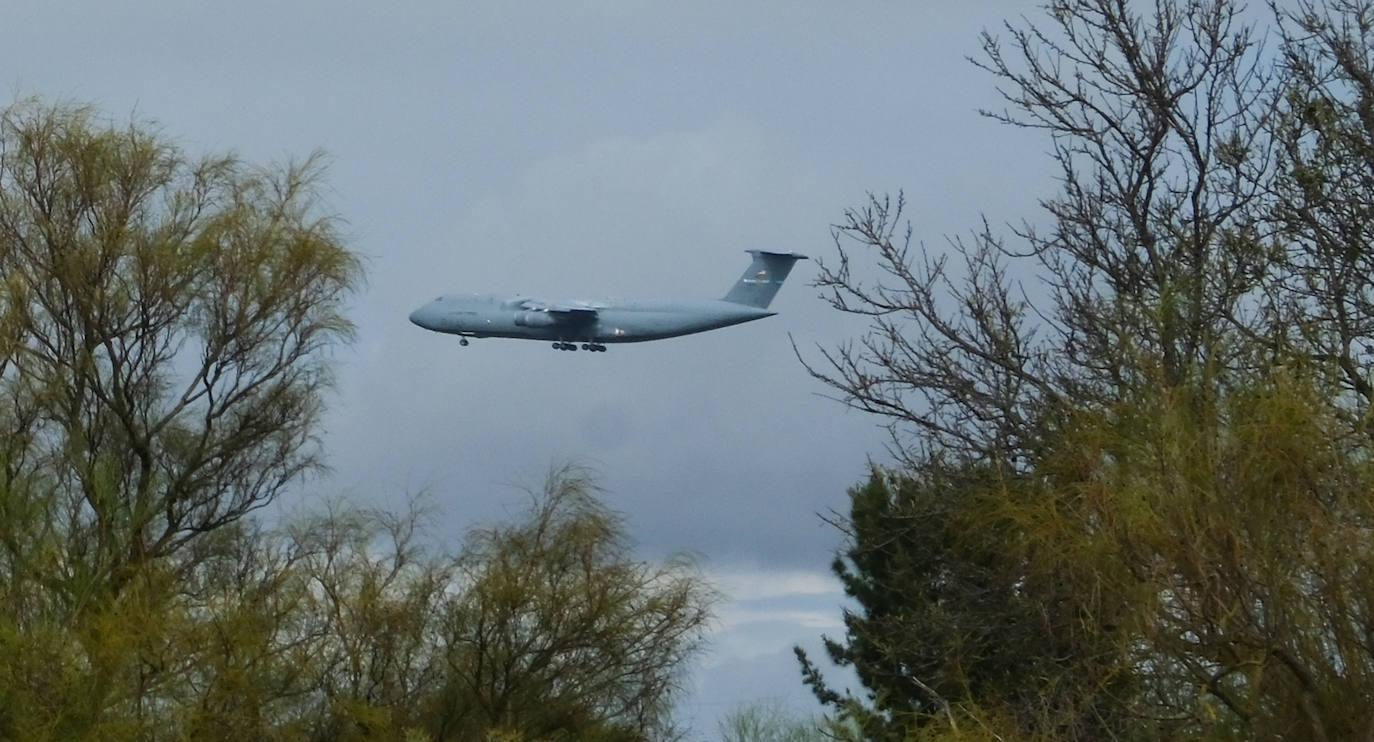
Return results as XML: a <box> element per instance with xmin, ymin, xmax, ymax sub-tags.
<box><xmin>459</xmin><ymin>338</ymin><xmax>469</xmax><ymax>346</ymax></box>
<box><xmin>553</xmin><ymin>341</ymin><xmax>604</xmax><ymax>352</ymax></box>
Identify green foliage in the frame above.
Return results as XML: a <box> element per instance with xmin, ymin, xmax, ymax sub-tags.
<box><xmin>0</xmin><ymin>97</ymin><xmax>361</xmax><ymax>606</ymax></box>
<box><xmin>798</xmin><ymin>464</ymin><xmax>1135</xmax><ymax>741</ymax></box>
<box><xmin>800</xmin><ymin>1</ymin><xmax>1374</xmax><ymax>740</ymax></box>
<box><xmin>0</xmin><ymin>99</ymin><xmax>715</xmax><ymax>741</ymax></box>
<box><xmin>436</xmin><ymin>466</ymin><xmax>717</xmax><ymax>741</ymax></box>
<box><xmin>0</xmin><ymin>468</ymin><xmax>715</xmax><ymax>742</ymax></box>
<box><xmin>0</xmin><ymin>95</ymin><xmax>360</xmax><ymax>742</ymax></box>
<box><xmin>807</xmin><ymin>375</ymin><xmax>1374</xmax><ymax>740</ymax></box>
<box><xmin>1019</xmin><ymin>371</ymin><xmax>1374</xmax><ymax>739</ymax></box>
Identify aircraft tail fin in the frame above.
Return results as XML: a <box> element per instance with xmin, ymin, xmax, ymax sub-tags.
<box><xmin>722</xmin><ymin>250</ymin><xmax>808</xmax><ymax>308</ymax></box>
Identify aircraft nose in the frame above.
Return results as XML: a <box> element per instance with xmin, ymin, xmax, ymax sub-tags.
<box><xmin>409</xmin><ymin>303</ymin><xmax>439</xmax><ymax>330</ymax></box>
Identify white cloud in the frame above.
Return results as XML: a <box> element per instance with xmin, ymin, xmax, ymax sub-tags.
<box><xmin>708</xmin><ymin>565</ymin><xmax>843</xmax><ymax>602</ymax></box>
<box><xmin>697</xmin><ymin>566</ymin><xmax>849</xmax><ymax>663</ymax></box>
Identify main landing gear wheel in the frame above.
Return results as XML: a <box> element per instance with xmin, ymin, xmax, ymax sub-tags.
<box><xmin>459</xmin><ymin>338</ymin><xmax>469</xmax><ymax>346</ymax></box>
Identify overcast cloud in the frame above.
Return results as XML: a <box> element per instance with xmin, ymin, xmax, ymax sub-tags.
<box><xmin>4</xmin><ymin>1</ymin><xmax>1050</xmax><ymax>734</ymax></box>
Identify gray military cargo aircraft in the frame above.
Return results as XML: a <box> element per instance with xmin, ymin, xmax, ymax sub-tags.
<box><xmin>408</xmin><ymin>250</ymin><xmax>807</xmax><ymax>351</ymax></box>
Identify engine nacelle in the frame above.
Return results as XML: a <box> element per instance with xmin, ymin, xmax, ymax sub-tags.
<box><xmin>515</xmin><ymin>311</ymin><xmax>555</xmax><ymax>327</ymax></box>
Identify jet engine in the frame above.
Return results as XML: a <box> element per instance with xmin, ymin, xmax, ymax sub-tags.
<box><xmin>515</xmin><ymin>311</ymin><xmax>555</xmax><ymax>327</ymax></box>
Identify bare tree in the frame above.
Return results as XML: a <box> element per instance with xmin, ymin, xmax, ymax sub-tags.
<box><xmin>1267</xmin><ymin>0</ymin><xmax>1374</xmax><ymax>423</ymax></box>
<box><xmin>801</xmin><ymin>0</ymin><xmax>1279</xmax><ymax>466</ymax></box>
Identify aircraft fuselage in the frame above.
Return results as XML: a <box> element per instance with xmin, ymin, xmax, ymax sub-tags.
<box><xmin>408</xmin><ymin>250</ymin><xmax>807</xmax><ymax>350</ymax></box>
<box><xmin>408</xmin><ymin>295</ymin><xmax>775</xmax><ymax>343</ymax></box>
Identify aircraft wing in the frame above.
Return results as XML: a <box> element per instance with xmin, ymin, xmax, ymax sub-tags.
<box><xmin>519</xmin><ymin>299</ymin><xmax>599</xmax><ymax>322</ymax></box>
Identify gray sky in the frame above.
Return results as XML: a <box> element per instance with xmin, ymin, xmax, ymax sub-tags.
<box><xmin>4</xmin><ymin>1</ymin><xmax>1049</xmax><ymax>734</ymax></box>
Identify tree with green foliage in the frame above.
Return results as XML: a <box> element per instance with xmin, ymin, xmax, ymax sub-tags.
<box><xmin>3</xmin><ymin>459</ymin><xmax>715</xmax><ymax>741</ymax></box>
<box><xmin>0</xmin><ymin>97</ymin><xmax>360</xmax><ymax>603</ymax></box>
<box><xmin>0</xmin><ymin>99</ymin><xmax>716</xmax><ymax>741</ymax></box>
<box><xmin>797</xmin><ymin>462</ymin><xmax>1138</xmax><ymax>741</ymax></box>
<box><xmin>248</xmin><ymin>467</ymin><xmax>715</xmax><ymax>742</ymax></box>
<box><xmin>798</xmin><ymin>1</ymin><xmax>1374</xmax><ymax>739</ymax></box>
<box><xmin>435</xmin><ymin>467</ymin><xmax>717</xmax><ymax>742</ymax></box>
<box><xmin>0</xmin><ymin>96</ymin><xmax>361</xmax><ymax>740</ymax></box>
